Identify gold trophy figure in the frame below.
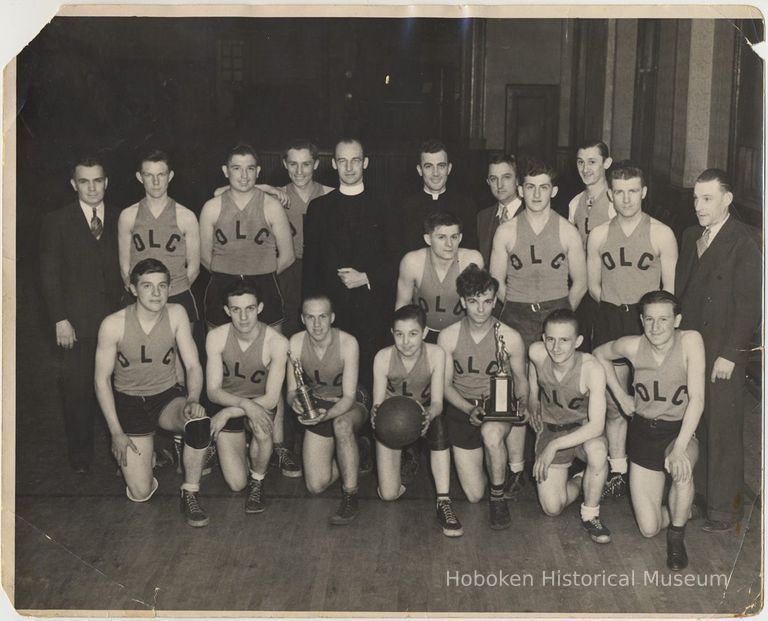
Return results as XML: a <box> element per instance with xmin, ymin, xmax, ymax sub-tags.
<box><xmin>288</xmin><ymin>351</ymin><xmax>322</xmax><ymax>421</ymax></box>
<box><xmin>481</xmin><ymin>323</ymin><xmax>525</xmax><ymax>424</ymax></box>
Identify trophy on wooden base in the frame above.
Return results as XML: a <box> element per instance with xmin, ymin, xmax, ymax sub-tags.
<box><xmin>288</xmin><ymin>351</ymin><xmax>322</xmax><ymax>421</ymax></box>
<box><xmin>481</xmin><ymin>323</ymin><xmax>526</xmax><ymax>424</ymax></box>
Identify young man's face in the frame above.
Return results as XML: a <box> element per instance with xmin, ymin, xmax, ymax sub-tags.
<box><xmin>425</xmin><ymin>224</ymin><xmax>461</xmax><ymax>261</ymax></box>
<box><xmin>576</xmin><ymin>147</ymin><xmax>611</xmax><ymax>187</ymax></box>
<box><xmin>70</xmin><ymin>165</ymin><xmax>108</xmax><ymax>207</ymax></box>
<box><xmin>391</xmin><ymin>318</ymin><xmax>426</xmax><ymax>358</ymax></box>
<box><xmin>225</xmin><ymin>293</ymin><xmax>262</xmax><ymax>334</ymax></box>
<box><xmin>520</xmin><ymin>173</ymin><xmax>558</xmax><ymax>213</ymax></box>
<box><xmin>608</xmin><ymin>176</ymin><xmax>646</xmax><ymax>219</ymax></box>
<box><xmin>136</xmin><ymin>160</ymin><xmax>173</xmax><ymax>199</ymax></box>
<box><xmin>301</xmin><ymin>298</ymin><xmax>335</xmax><ymax>342</ymax></box>
<box><xmin>460</xmin><ymin>288</ymin><xmax>496</xmax><ymax>325</ymax></box>
<box><xmin>640</xmin><ymin>302</ymin><xmax>681</xmax><ymax>348</ymax></box>
<box><xmin>693</xmin><ymin>179</ymin><xmax>732</xmax><ymax>228</ymax></box>
<box><xmin>223</xmin><ymin>154</ymin><xmax>260</xmax><ymax>193</ymax></box>
<box><xmin>417</xmin><ymin>150</ymin><xmax>452</xmax><ymax>193</ymax></box>
<box><xmin>487</xmin><ymin>162</ymin><xmax>518</xmax><ymax>205</ymax></box>
<box><xmin>332</xmin><ymin>141</ymin><xmax>368</xmax><ymax>186</ymax></box>
<box><xmin>131</xmin><ymin>272</ymin><xmax>170</xmax><ymax>312</ymax></box>
<box><xmin>283</xmin><ymin>148</ymin><xmax>319</xmax><ymax>189</ymax></box>
<box><xmin>543</xmin><ymin>321</ymin><xmax>582</xmax><ymax>365</ymax></box>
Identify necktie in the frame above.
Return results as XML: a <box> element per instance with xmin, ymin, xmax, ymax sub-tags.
<box><xmin>90</xmin><ymin>207</ymin><xmax>103</xmax><ymax>240</ymax></box>
<box><xmin>696</xmin><ymin>228</ymin><xmax>710</xmax><ymax>258</ymax></box>
<box><xmin>499</xmin><ymin>207</ymin><xmax>509</xmax><ymax>224</ymax></box>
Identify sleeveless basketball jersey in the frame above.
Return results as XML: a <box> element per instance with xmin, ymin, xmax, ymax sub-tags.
<box><xmin>299</xmin><ymin>328</ymin><xmax>344</xmax><ymax>400</ymax></box>
<box><xmin>211</xmin><ymin>190</ymin><xmax>277</xmax><ymax>275</ymax></box>
<box><xmin>284</xmin><ymin>182</ymin><xmax>325</xmax><ymax>259</ymax></box>
<box><xmin>572</xmin><ymin>190</ymin><xmax>613</xmax><ymax>248</ymax></box>
<box><xmin>415</xmin><ymin>252</ymin><xmax>463</xmax><ymax>331</ymax></box>
<box><xmin>633</xmin><ymin>331</ymin><xmax>688</xmax><ymax>421</ymax></box>
<box><xmin>537</xmin><ymin>353</ymin><xmax>589</xmax><ymax>425</ymax></box>
<box><xmin>599</xmin><ymin>213</ymin><xmax>661</xmax><ymax>305</ymax></box>
<box><xmin>114</xmin><ymin>305</ymin><xmax>177</xmax><ymax>396</ymax></box>
<box><xmin>221</xmin><ymin>322</ymin><xmax>268</xmax><ymax>399</ymax></box>
<box><xmin>505</xmin><ymin>212</ymin><xmax>569</xmax><ymax>303</ymax></box>
<box><xmin>451</xmin><ymin>318</ymin><xmax>503</xmax><ymax>400</ymax></box>
<box><xmin>385</xmin><ymin>345</ymin><xmax>432</xmax><ymax>405</ymax></box>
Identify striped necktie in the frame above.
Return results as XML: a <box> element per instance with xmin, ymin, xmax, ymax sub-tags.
<box><xmin>90</xmin><ymin>207</ymin><xmax>103</xmax><ymax>240</ymax></box>
<box><xmin>696</xmin><ymin>228</ymin><xmax>710</xmax><ymax>258</ymax></box>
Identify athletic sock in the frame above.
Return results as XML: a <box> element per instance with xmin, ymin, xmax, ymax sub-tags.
<box><xmin>250</xmin><ymin>470</ymin><xmax>266</xmax><ymax>481</ymax></box>
<box><xmin>342</xmin><ymin>486</ymin><xmax>358</xmax><ymax>495</ymax></box>
<box><xmin>509</xmin><ymin>460</ymin><xmax>525</xmax><ymax>473</ymax></box>
<box><xmin>180</xmin><ymin>482</ymin><xmax>200</xmax><ymax>493</ymax></box>
<box><xmin>436</xmin><ymin>494</ymin><xmax>450</xmax><ymax>505</ymax></box>
<box><xmin>608</xmin><ymin>457</ymin><xmax>628</xmax><ymax>474</ymax></box>
<box><xmin>580</xmin><ymin>503</ymin><xmax>599</xmax><ymax>522</ymax></box>
<box><xmin>490</xmin><ymin>483</ymin><xmax>505</xmax><ymax>500</ymax></box>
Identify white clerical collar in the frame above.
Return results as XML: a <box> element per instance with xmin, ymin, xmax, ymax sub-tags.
<box><xmin>496</xmin><ymin>197</ymin><xmax>521</xmax><ymax>220</ymax></box>
<box><xmin>339</xmin><ymin>182</ymin><xmax>365</xmax><ymax>196</ymax></box>
<box><xmin>423</xmin><ymin>186</ymin><xmax>446</xmax><ymax>200</ymax></box>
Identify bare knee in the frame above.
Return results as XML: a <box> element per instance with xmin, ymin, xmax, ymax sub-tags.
<box><xmin>305</xmin><ymin>479</ymin><xmax>330</xmax><ymax>496</ymax></box>
<box><xmin>465</xmin><ymin>489</ymin><xmax>485</xmax><ymax>504</ymax></box>
<box><xmin>637</xmin><ymin>520</ymin><xmax>661</xmax><ymax>538</ymax></box>
<box><xmin>333</xmin><ymin>415</ymin><xmax>354</xmax><ymax>439</ymax></box>
<box><xmin>481</xmin><ymin>425</ymin><xmax>506</xmax><ymax>447</ymax></box>
<box><xmin>540</xmin><ymin>501</ymin><xmax>565</xmax><ymax>517</ymax></box>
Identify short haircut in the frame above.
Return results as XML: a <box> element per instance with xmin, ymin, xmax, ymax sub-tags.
<box><xmin>577</xmin><ymin>139</ymin><xmax>610</xmax><ymax>160</ymax></box>
<box><xmin>71</xmin><ymin>156</ymin><xmax>106</xmax><ymax>178</ymax></box>
<box><xmin>392</xmin><ymin>304</ymin><xmax>427</xmax><ymax>330</ymax></box>
<box><xmin>609</xmin><ymin>160</ymin><xmax>645</xmax><ymax>188</ymax></box>
<box><xmin>695</xmin><ymin>168</ymin><xmax>733</xmax><ymax>194</ymax></box>
<box><xmin>543</xmin><ymin>308</ymin><xmax>580</xmax><ymax>334</ymax></box>
<box><xmin>418</xmin><ymin>139</ymin><xmax>449</xmax><ymax>161</ymax></box>
<box><xmin>223</xmin><ymin>281</ymin><xmax>260</xmax><ymax>307</ymax></box>
<box><xmin>424</xmin><ymin>210</ymin><xmax>463</xmax><ymax>234</ymax></box>
<box><xmin>301</xmin><ymin>292</ymin><xmax>334</xmax><ymax>313</ymax></box>
<box><xmin>334</xmin><ymin>137</ymin><xmax>365</xmax><ymax>158</ymax></box>
<box><xmin>130</xmin><ymin>258</ymin><xmax>170</xmax><ymax>286</ymax></box>
<box><xmin>488</xmin><ymin>153</ymin><xmax>519</xmax><ymax>178</ymax></box>
<box><xmin>456</xmin><ymin>264</ymin><xmax>499</xmax><ymax>299</ymax></box>
<box><xmin>522</xmin><ymin>158</ymin><xmax>558</xmax><ymax>184</ymax></box>
<box><xmin>638</xmin><ymin>289</ymin><xmax>681</xmax><ymax>317</ymax></box>
<box><xmin>283</xmin><ymin>140</ymin><xmax>320</xmax><ymax>162</ymax></box>
<box><xmin>225</xmin><ymin>143</ymin><xmax>259</xmax><ymax>166</ymax></box>
<box><xmin>138</xmin><ymin>149</ymin><xmax>171</xmax><ymax>172</ymax></box>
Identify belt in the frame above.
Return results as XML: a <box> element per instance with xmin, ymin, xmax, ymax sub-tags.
<box><xmin>546</xmin><ymin>422</ymin><xmax>581</xmax><ymax>432</ymax></box>
<box><xmin>633</xmin><ymin>415</ymin><xmax>681</xmax><ymax>429</ymax></box>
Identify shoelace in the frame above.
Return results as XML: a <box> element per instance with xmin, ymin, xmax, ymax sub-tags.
<box><xmin>277</xmin><ymin>448</ymin><xmax>296</xmax><ymax>467</ymax></box>
<box><xmin>184</xmin><ymin>491</ymin><xmax>202</xmax><ymax>513</ymax></box>
<box><xmin>438</xmin><ymin>501</ymin><xmax>458</xmax><ymax>523</ymax></box>
<box><xmin>248</xmin><ymin>480</ymin><xmax>263</xmax><ymax>502</ymax></box>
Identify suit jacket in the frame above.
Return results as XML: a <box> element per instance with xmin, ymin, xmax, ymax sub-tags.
<box><xmin>675</xmin><ymin>214</ymin><xmax>762</xmax><ymax>367</ymax></box>
<box><xmin>40</xmin><ymin>202</ymin><xmax>123</xmax><ymax>340</ymax></box>
<box><xmin>476</xmin><ymin>200</ymin><xmax>525</xmax><ymax>266</ymax></box>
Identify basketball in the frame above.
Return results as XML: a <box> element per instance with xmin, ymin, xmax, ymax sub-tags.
<box><xmin>374</xmin><ymin>396</ymin><xmax>425</xmax><ymax>449</ymax></box>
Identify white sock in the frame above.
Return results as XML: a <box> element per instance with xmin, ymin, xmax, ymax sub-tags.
<box><xmin>509</xmin><ymin>460</ymin><xmax>525</xmax><ymax>473</ymax></box>
<box><xmin>250</xmin><ymin>470</ymin><xmax>265</xmax><ymax>481</ymax></box>
<box><xmin>180</xmin><ymin>482</ymin><xmax>199</xmax><ymax>493</ymax></box>
<box><xmin>580</xmin><ymin>503</ymin><xmax>599</xmax><ymax>522</ymax></box>
<box><xmin>608</xmin><ymin>457</ymin><xmax>628</xmax><ymax>474</ymax></box>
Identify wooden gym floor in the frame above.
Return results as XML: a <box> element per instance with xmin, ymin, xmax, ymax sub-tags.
<box><xmin>10</xmin><ymin>269</ymin><xmax>763</xmax><ymax>616</ymax></box>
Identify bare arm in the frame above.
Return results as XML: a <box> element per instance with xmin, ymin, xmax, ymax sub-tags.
<box><xmin>425</xmin><ymin>345</ymin><xmax>446</xmax><ymax>421</ymax></box>
<box><xmin>117</xmin><ymin>207</ymin><xmax>136</xmax><ymax>288</ymax></box>
<box><xmin>527</xmin><ymin>351</ymin><xmax>543</xmax><ymax>433</ymax></box>
<box><xmin>562</xmin><ymin>221</ymin><xmax>587</xmax><ymax>310</ymax></box>
<box><xmin>653</xmin><ymin>221</ymin><xmax>678</xmax><ymax>294</ymax></box>
<box><xmin>395</xmin><ymin>253</ymin><xmax>418</xmax><ymax>309</ymax></box>
<box><xmin>254</xmin><ymin>330</ymin><xmax>288</xmax><ymax>411</ymax></box>
<box><xmin>264</xmin><ymin>196</ymin><xmax>296</xmax><ymax>274</ymax></box>
<box><xmin>669</xmin><ymin>332</ymin><xmax>706</xmax><ymax>456</ymax></box>
<box><xmin>592</xmin><ymin>337</ymin><xmax>639</xmax><ymax>416</ymax></box>
<box><xmin>178</xmin><ymin>206</ymin><xmax>201</xmax><ymax>286</ymax></box>
<box><xmin>171</xmin><ymin>305</ymin><xmax>203</xmax><ymax>404</ymax></box>
<box><xmin>198</xmin><ymin>199</ymin><xmax>220</xmax><ymax>272</ymax></box>
<box><xmin>322</xmin><ymin>334</ymin><xmax>360</xmax><ymax>421</ymax></box>
<box><xmin>489</xmin><ymin>225</ymin><xmax>513</xmax><ymax>303</ymax></box>
<box><xmin>437</xmin><ymin>328</ymin><xmax>476</xmax><ymax>415</ymax></box>
<box><xmin>502</xmin><ymin>325</ymin><xmax>529</xmax><ymax>412</ymax></box>
<box><xmin>586</xmin><ymin>225</ymin><xmax>607</xmax><ymax>302</ymax></box>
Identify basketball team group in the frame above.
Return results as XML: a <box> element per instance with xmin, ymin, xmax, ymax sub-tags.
<box><xmin>39</xmin><ymin>137</ymin><xmax>761</xmax><ymax>573</ymax></box>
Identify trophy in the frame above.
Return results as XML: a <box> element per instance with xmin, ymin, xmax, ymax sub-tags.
<box><xmin>288</xmin><ymin>351</ymin><xmax>322</xmax><ymax>421</ymax></box>
<box><xmin>481</xmin><ymin>323</ymin><xmax>526</xmax><ymax>424</ymax></box>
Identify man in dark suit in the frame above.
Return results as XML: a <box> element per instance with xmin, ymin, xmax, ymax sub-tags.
<box><xmin>675</xmin><ymin>168</ymin><xmax>762</xmax><ymax>532</ymax></box>
<box><xmin>476</xmin><ymin>154</ymin><xmax>524</xmax><ymax>267</ymax></box>
<box><xmin>40</xmin><ymin>156</ymin><xmax>124</xmax><ymax>472</ymax></box>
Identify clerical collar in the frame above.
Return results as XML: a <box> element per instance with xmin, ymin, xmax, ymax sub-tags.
<box><xmin>423</xmin><ymin>186</ymin><xmax>446</xmax><ymax>200</ymax></box>
<box><xmin>340</xmin><ymin>182</ymin><xmax>365</xmax><ymax>196</ymax></box>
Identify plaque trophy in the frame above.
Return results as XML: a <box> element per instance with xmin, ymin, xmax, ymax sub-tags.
<box><xmin>288</xmin><ymin>351</ymin><xmax>322</xmax><ymax>421</ymax></box>
<box><xmin>481</xmin><ymin>323</ymin><xmax>526</xmax><ymax>424</ymax></box>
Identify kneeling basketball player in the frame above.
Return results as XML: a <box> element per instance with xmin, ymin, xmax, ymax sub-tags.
<box><xmin>205</xmin><ymin>281</ymin><xmax>289</xmax><ymax>514</ymax></box>
<box><xmin>528</xmin><ymin>309</ymin><xmax>611</xmax><ymax>543</ymax></box>
<box><xmin>95</xmin><ymin>259</ymin><xmax>212</xmax><ymax>527</ymax></box>
<box><xmin>594</xmin><ymin>290</ymin><xmax>704</xmax><ymax>570</ymax></box>
<box><xmin>286</xmin><ymin>293</ymin><xmax>369</xmax><ymax>525</ymax></box>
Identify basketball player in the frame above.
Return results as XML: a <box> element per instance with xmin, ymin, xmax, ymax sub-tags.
<box><xmin>594</xmin><ymin>291</ymin><xmax>704</xmax><ymax>570</ymax></box>
<box><xmin>372</xmin><ymin>305</ymin><xmax>457</xmax><ymax>536</ymax></box>
<box><xmin>118</xmin><ymin>150</ymin><xmax>201</xmax><ymax>323</ymax></box>
<box><xmin>286</xmin><ymin>294</ymin><xmax>368</xmax><ymax>525</ymax></box>
<box><xmin>206</xmin><ymin>281</ymin><xmax>289</xmax><ymax>514</ymax></box>
<box><xmin>568</xmin><ymin>140</ymin><xmax>615</xmax><ymax>351</ymax></box>
<box><xmin>438</xmin><ymin>266</ymin><xmax>528</xmax><ymax>530</ymax></box>
<box><xmin>528</xmin><ymin>309</ymin><xmax>611</xmax><ymax>544</ymax></box>
<box><xmin>587</xmin><ymin>161</ymin><xmax>678</xmax><ymax>498</ymax></box>
<box><xmin>489</xmin><ymin>158</ymin><xmax>586</xmax><ymax>501</ymax></box>
<box><xmin>94</xmin><ymin>259</ymin><xmax>212</xmax><ymax>527</ymax></box>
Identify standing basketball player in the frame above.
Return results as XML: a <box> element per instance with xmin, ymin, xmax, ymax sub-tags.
<box><xmin>287</xmin><ymin>294</ymin><xmax>368</xmax><ymax>525</ymax></box>
<box><xmin>528</xmin><ymin>309</ymin><xmax>611</xmax><ymax>544</ymax></box>
<box><xmin>594</xmin><ymin>291</ymin><xmax>705</xmax><ymax>570</ymax></box>
<box><xmin>206</xmin><ymin>281</ymin><xmax>289</xmax><ymax>514</ymax></box>
<box><xmin>438</xmin><ymin>266</ymin><xmax>528</xmax><ymax>530</ymax></box>
<box><xmin>489</xmin><ymin>158</ymin><xmax>586</xmax><ymax>500</ymax></box>
<box><xmin>587</xmin><ymin>161</ymin><xmax>678</xmax><ymax>498</ymax></box>
<box><xmin>94</xmin><ymin>259</ymin><xmax>212</xmax><ymax>527</ymax></box>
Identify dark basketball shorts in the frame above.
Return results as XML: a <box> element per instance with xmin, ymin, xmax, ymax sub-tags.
<box><xmin>500</xmin><ymin>297</ymin><xmax>571</xmax><ymax>352</ymax></box>
<box><xmin>444</xmin><ymin>402</ymin><xmax>483</xmax><ymax>450</ymax></box>
<box><xmin>214</xmin><ymin>404</ymin><xmax>277</xmax><ymax>433</ymax></box>
<box><xmin>302</xmin><ymin>385</ymin><xmax>371</xmax><ymax>439</ymax></box>
<box><xmin>114</xmin><ymin>384</ymin><xmax>187</xmax><ymax>435</ymax></box>
<box><xmin>535</xmin><ymin>422</ymin><xmax>587</xmax><ymax>467</ymax></box>
<box><xmin>205</xmin><ymin>271</ymin><xmax>284</xmax><ymax>328</ymax></box>
<box><xmin>424</xmin><ymin>329</ymin><xmax>440</xmax><ymax>345</ymax></box>
<box><xmin>593</xmin><ymin>301</ymin><xmax>642</xmax><ymax>347</ymax></box>
<box><xmin>628</xmin><ymin>415</ymin><xmax>685</xmax><ymax>472</ymax></box>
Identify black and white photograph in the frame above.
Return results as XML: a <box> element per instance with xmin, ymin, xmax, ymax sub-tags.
<box><xmin>2</xmin><ymin>3</ymin><xmax>764</xmax><ymax>618</ymax></box>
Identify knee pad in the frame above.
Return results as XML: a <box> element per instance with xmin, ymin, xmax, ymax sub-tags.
<box><xmin>126</xmin><ymin>477</ymin><xmax>159</xmax><ymax>503</ymax></box>
<box><xmin>184</xmin><ymin>416</ymin><xmax>211</xmax><ymax>450</ymax></box>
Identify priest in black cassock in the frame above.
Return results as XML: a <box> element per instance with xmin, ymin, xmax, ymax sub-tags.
<box><xmin>302</xmin><ymin>138</ymin><xmax>395</xmax><ymax>389</ymax></box>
